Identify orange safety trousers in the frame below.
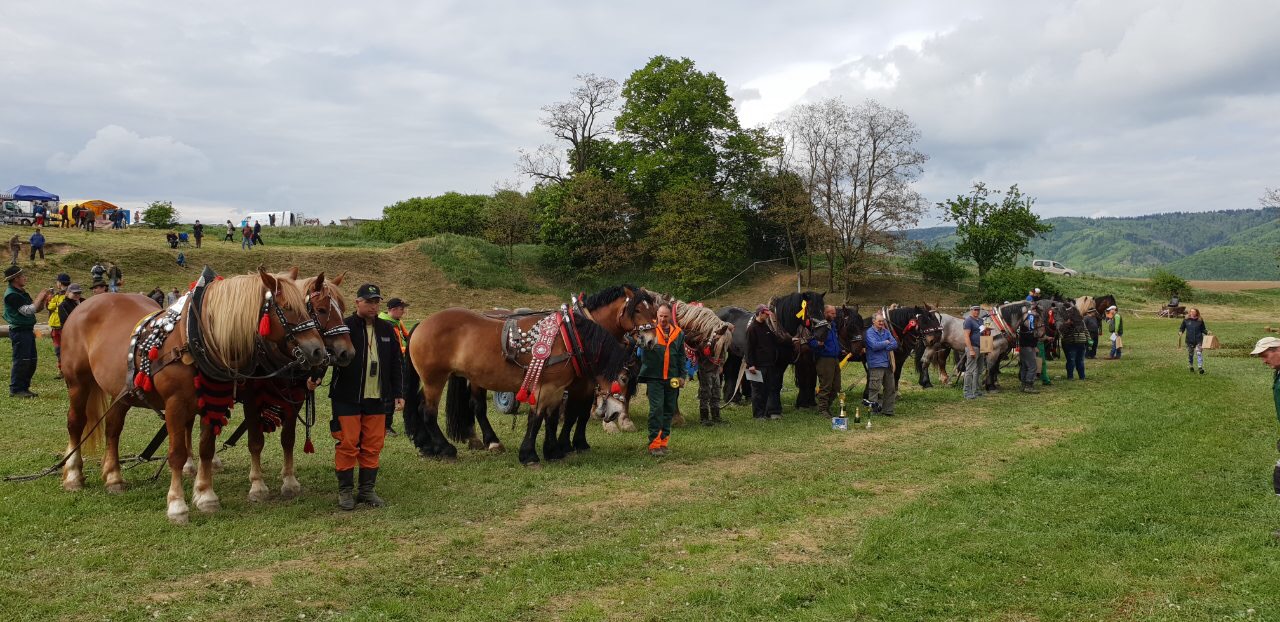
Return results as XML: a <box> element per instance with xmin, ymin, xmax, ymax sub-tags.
<box><xmin>332</xmin><ymin>413</ymin><xmax>386</xmax><ymax>470</ymax></box>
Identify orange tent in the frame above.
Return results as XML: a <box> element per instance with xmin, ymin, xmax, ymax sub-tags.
<box><xmin>64</xmin><ymin>199</ymin><xmax>120</xmax><ymax>217</ymax></box>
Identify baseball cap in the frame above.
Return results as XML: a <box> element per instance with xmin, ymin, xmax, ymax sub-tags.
<box><xmin>90</xmin><ymin>281</ymin><xmax>107</xmax><ymax>290</ymax></box>
<box><xmin>56</xmin><ymin>273</ymin><xmax>71</xmax><ymax>284</ymax></box>
<box><xmin>356</xmin><ymin>283</ymin><xmax>382</xmax><ymax>300</ymax></box>
<box><xmin>1033</xmin><ymin>288</ymin><xmax>1041</xmax><ymax>294</ymax></box>
<box><xmin>969</xmin><ymin>305</ymin><xmax>981</xmax><ymax>311</ymax></box>
<box><xmin>386</xmin><ymin>297</ymin><xmax>407</xmax><ymax>309</ymax></box>
<box><xmin>754</xmin><ymin>304</ymin><xmax>771</xmax><ymax>315</ymax></box>
<box><xmin>67</xmin><ymin>283</ymin><xmax>83</xmax><ymax>294</ymax></box>
<box><xmin>1251</xmin><ymin>337</ymin><xmax>1280</xmax><ymax>355</ymax></box>
<box><xmin>1106</xmin><ymin>305</ymin><xmax>1117</xmax><ymax>312</ymax></box>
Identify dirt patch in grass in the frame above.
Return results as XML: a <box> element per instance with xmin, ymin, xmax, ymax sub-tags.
<box><xmin>1188</xmin><ymin>280</ymin><xmax>1280</xmax><ymax>292</ymax></box>
<box><xmin>144</xmin><ymin>556</ymin><xmax>369</xmax><ymax>603</ymax></box>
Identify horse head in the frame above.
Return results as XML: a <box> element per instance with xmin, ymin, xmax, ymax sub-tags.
<box><xmin>305</xmin><ymin>272</ymin><xmax>355</xmax><ymax>367</ymax></box>
<box><xmin>256</xmin><ymin>268</ymin><xmax>329</xmax><ymax>368</ymax></box>
<box><xmin>836</xmin><ymin>304</ymin><xmax>866</xmax><ymax>361</ymax></box>
<box><xmin>583</xmin><ymin>284</ymin><xmax>658</xmax><ymax>349</ymax></box>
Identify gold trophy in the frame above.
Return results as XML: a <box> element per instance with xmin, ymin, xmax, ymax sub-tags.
<box><xmin>669</xmin><ymin>377</ymin><xmax>681</xmax><ymax>388</ymax></box>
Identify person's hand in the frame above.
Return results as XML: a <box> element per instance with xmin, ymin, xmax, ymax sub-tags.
<box><xmin>966</xmin><ymin>347</ymin><xmax>975</xmax><ymax>357</ymax></box>
<box><xmin>395</xmin><ymin>398</ymin><xmax>405</xmax><ymax>411</ymax></box>
<box><xmin>305</xmin><ymin>377</ymin><xmax>320</xmax><ymax>391</ymax></box>
<box><xmin>748</xmin><ymin>366</ymin><xmax>757</xmax><ymax>374</ymax></box>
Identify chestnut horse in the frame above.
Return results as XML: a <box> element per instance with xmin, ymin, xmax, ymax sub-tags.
<box><xmin>404</xmin><ymin>286</ymin><xmax>657</xmax><ymax>466</ymax></box>
<box><xmin>59</xmin><ymin>269</ymin><xmax>328</xmax><ymax>523</ymax></box>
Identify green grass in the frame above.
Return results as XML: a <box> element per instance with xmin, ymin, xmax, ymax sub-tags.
<box><xmin>3</xmin><ymin>315</ymin><xmax>1280</xmax><ymax>620</ymax></box>
<box><xmin>418</xmin><ymin>234</ymin><xmax>544</xmax><ymax>293</ymax></box>
<box><xmin>266</xmin><ymin>225</ymin><xmax>394</xmax><ymax>248</ymax></box>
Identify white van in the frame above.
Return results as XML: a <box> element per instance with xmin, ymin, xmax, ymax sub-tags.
<box><xmin>1031</xmin><ymin>259</ymin><xmax>1077</xmax><ymax>276</ymax></box>
<box><xmin>241</xmin><ymin>211</ymin><xmax>298</xmax><ymax>227</ymax></box>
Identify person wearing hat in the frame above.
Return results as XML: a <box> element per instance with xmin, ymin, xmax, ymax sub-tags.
<box><xmin>307</xmin><ymin>283</ymin><xmax>403</xmax><ymax>510</ymax></box>
<box><xmin>1250</xmin><ymin>337</ymin><xmax>1280</xmax><ymax>527</ymax></box>
<box><xmin>1025</xmin><ymin>288</ymin><xmax>1042</xmax><ymax>303</ymax></box>
<box><xmin>746</xmin><ymin>304</ymin><xmax>787</xmax><ymax>420</ymax></box>
<box><xmin>89</xmin><ymin>280</ymin><xmax>108</xmax><ymax>295</ymax></box>
<box><xmin>1106</xmin><ymin>305</ymin><xmax>1124</xmax><ymax>359</ymax></box>
<box><xmin>57</xmin><ymin>283</ymin><xmax>83</xmax><ymax>327</ymax></box>
<box><xmin>46</xmin><ymin>273</ymin><xmax>72</xmax><ymax>379</ymax></box>
<box><xmin>638</xmin><ymin>303</ymin><xmax>686</xmax><ymax>456</ymax></box>
<box><xmin>962</xmin><ymin>304</ymin><xmax>987</xmax><ymax>399</ymax></box>
<box><xmin>4</xmin><ymin>266</ymin><xmax>52</xmax><ymax>398</ymax></box>
<box><xmin>378</xmin><ymin>297</ymin><xmax>411</xmax><ymax>436</ymax></box>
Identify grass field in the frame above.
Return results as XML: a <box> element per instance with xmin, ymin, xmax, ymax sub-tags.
<box><xmin>2</xmin><ymin>308</ymin><xmax>1280</xmax><ymax>620</ymax></box>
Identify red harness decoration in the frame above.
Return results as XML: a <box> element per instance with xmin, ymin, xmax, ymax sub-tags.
<box><xmin>515</xmin><ymin>312</ymin><xmax>561</xmax><ymax>406</ymax></box>
<box><xmin>194</xmin><ymin>373</ymin><xmax>236</xmax><ymax>435</ymax></box>
<box><xmin>252</xmin><ymin>380</ymin><xmax>306</xmax><ymax>434</ymax></box>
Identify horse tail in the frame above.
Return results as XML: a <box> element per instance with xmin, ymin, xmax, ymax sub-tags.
<box><xmin>401</xmin><ymin>325</ymin><xmax>425</xmax><ymax>444</ymax></box>
<box><xmin>80</xmin><ymin>385</ymin><xmax>109</xmax><ymax>456</ymax></box>
<box><xmin>444</xmin><ymin>375</ymin><xmax>475</xmax><ymax>442</ymax></box>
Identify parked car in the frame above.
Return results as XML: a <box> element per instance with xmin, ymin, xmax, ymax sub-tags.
<box><xmin>1031</xmin><ymin>259</ymin><xmax>1077</xmax><ymax>276</ymax></box>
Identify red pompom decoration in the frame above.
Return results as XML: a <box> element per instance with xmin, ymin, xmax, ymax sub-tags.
<box><xmin>610</xmin><ymin>381</ymin><xmax>622</xmax><ymax>395</ymax></box>
<box><xmin>192</xmin><ymin>376</ymin><xmax>202</xmax><ymax>390</ymax></box>
<box><xmin>702</xmin><ymin>346</ymin><xmax>712</xmax><ymax>356</ymax></box>
<box><xmin>258</xmin><ymin>313</ymin><xmax>272</xmax><ymax>336</ymax></box>
<box><xmin>516</xmin><ymin>386</ymin><xmax>529</xmax><ymax>403</ymax></box>
<box><xmin>303</xmin><ymin>439</ymin><xmax>315</xmax><ymax>454</ymax></box>
<box><xmin>134</xmin><ymin>371</ymin><xmax>146</xmax><ymax>388</ymax></box>
<box><xmin>527</xmin><ymin>392</ymin><xmax>537</xmax><ymax>406</ymax></box>
<box><xmin>147</xmin><ymin>346</ymin><xmax>159</xmax><ymax>361</ymax></box>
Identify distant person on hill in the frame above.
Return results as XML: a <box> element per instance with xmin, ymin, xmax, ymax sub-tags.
<box><xmin>224</xmin><ymin>220</ymin><xmax>235</xmax><ymax>242</ymax></box>
<box><xmin>192</xmin><ymin>220</ymin><xmax>204</xmax><ymax>248</ymax></box>
<box><xmin>175</xmin><ymin>252</ymin><xmax>186</xmax><ymax>268</ymax></box>
<box><xmin>33</xmin><ymin>203</ymin><xmax>46</xmax><ymax>227</ymax></box>
<box><xmin>269</xmin><ymin>213</ymin><xmax>276</xmax><ymax>227</ymax></box>
<box><xmin>1106</xmin><ymin>305</ymin><xmax>1123</xmax><ymax>359</ymax></box>
<box><xmin>241</xmin><ymin>224</ymin><xmax>253</xmax><ymax>249</ymax></box>
<box><xmin>252</xmin><ymin>220</ymin><xmax>264</xmax><ymax>246</ymax></box>
<box><xmin>8</xmin><ymin>234</ymin><xmax>22</xmax><ymax>266</ymax></box>
<box><xmin>28</xmin><ymin>228</ymin><xmax>45</xmax><ymax>262</ymax></box>
<box><xmin>166</xmin><ymin>231</ymin><xmax>179</xmax><ymax>249</ymax></box>
<box><xmin>106</xmin><ymin>262</ymin><xmax>123</xmax><ymax>293</ymax></box>
<box><xmin>89</xmin><ymin>261</ymin><xmax>106</xmax><ymax>285</ymax></box>
<box><xmin>1179</xmin><ymin>308</ymin><xmax>1210</xmax><ymax>375</ymax></box>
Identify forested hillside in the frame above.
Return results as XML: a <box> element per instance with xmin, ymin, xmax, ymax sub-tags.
<box><xmin>905</xmin><ymin>208</ymin><xmax>1280</xmax><ymax>279</ymax></box>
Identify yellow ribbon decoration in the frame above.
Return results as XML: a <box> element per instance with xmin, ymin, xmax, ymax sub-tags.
<box><xmin>839</xmin><ymin>352</ymin><xmax>853</xmax><ymax>369</ymax></box>
<box><xmin>796</xmin><ymin>299</ymin><xmax>807</xmax><ymax>319</ymax></box>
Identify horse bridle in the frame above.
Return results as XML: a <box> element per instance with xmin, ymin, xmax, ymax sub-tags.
<box><xmin>307</xmin><ymin>289</ymin><xmax>350</xmax><ymax>339</ymax></box>
<box><xmin>257</xmin><ymin>289</ymin><xmax>319</xmax><ymax>368</ymax></box>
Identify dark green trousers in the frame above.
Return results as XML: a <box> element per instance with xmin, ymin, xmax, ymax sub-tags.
<box><xmin>646</xmin><ymin>380</ymin><xmax>679</xmax><ymax>443</ymax></box>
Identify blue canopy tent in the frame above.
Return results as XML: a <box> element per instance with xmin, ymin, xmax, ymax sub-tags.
<box><xmin>1</xmin><ymin>185</ymin><xmax>59</xmax><ymax>202</ymax></box>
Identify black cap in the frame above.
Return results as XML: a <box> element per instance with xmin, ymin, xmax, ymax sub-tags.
<box><xmin>386</xmin><ymin>297</ymin><xmax>407</xmax><ymax>309</ymax></box>
<box><xmin>56</xmin><ymin>273</ymin><xmax>71</xmax><ymax>284</ymax></box>
<box><xmin>356</xmin><ymin>283</ymin><xmax>382</xmax><ymax>300</ymax></box>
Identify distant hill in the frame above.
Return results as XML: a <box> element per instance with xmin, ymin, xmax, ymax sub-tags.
<box><xmin>905</xmin><ymin>208</ymin><xmax>1280</xmax><ymax>280</ymax></box>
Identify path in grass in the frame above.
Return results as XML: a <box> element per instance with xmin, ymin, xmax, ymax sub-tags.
<box><xmin>1</xmin><ymin>316</ymin><xmax>1278</xmax><ymax>620</ymax></box>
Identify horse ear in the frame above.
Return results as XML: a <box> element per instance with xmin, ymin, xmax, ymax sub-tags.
<box><xmin>716</xmin><ymin>323</ymin><xmax>730</xmax><ymax>335</ymax></box>
<box><xmin>314</xmin><ymin>272</ymin><xmax>326</xmax><ymax>291</ymax></box>
<box><xmin>257</xmin><ymin>267</ymin><xmax>278</xmax><ymax>293</ymax></box>
<box><xmin>287</xmin><ymin>266</ymin><xmax>299</xmax><ymax>280</ymax></box>
<box><xmin>331</xmin><ymin>271</ymin><xmax>346</xmax><ymax>286</ymax></box>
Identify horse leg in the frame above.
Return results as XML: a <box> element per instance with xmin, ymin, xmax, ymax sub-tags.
<box><xmin>519</xmin><ymin>408</ymin><xmax>543</xmax><ymax>467</ymax></box>
<box><xmin>543</xmin><ymin>403</ymin><xmax>565</xmax><ymax>461</ymax></box>
<box><xmin>192</xmin><ymin>419</ymin><xmax>221</xmax><ymax>514</ymax></box>
<box><xmin>557</xmin><ymin>399</ymin><xmax>575</xmax><ymax>455</ymax></box>
<box><xmin>101</xmin><ymin>405</ymin><xmax>129</xmax><ymax>494</ymax></box>
<box><xmin>164</xmin><ymin>413</ymin><xmax>191</xmax><ymax>524</ymax></box>
<box><xmin>471</xmin><ymin>387</ymin><xmax>504</xmax><ymax>452</ymax></box>
<box><xmin>61</xmin><ymin>385</ymin><xmax>91</xmax><ymax>491</ymax></box>
<box><xmin>182</xmin><ymin>416</ymin><xmax>197</xmax><ymax>478</ymax></box>
<box><xmin>245</xmin><ymin>406</ymin><xmax>269</xmax><ymax>503</ymax></box>
<box><xmin>568</xmin><ymin>395</ymin><xmax>591</xmax><ymax>453</ymax></box>
<box><xmin>422</xmin><ymin>377</ymin><xmax>457</xmax><ymax>460</ymax></box>
<box><xmin>279</xmin><ymin>410</ymin><xmax>301</xmax><ymax>499</ymax></box>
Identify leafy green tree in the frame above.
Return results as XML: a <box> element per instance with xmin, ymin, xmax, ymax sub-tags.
<box><xmin>536</xmin><ymin>172</ymin><xmax>638</xmax><ymax>275</ymax></box>
<box><xmin>941</xmin><ymin>183</ymin><xmax>1053</xmax><ymax>280</ymax></box>
<box><xmin>979</xmin><ymin>267</ymin><xmax>1061</xmax><ymax>304</ymax></box>
<box><xmin>909</xmin><ymin>245</ymin><xmax>969</xmax><ymax>285</ymax></box>
<box><xmin>367</xmin><ymin>192</ymin><xmax>487</xmax><ymax>243</ymax></box>
<box><xmin>482</xmin><ymin>188</ymin><xmax>538</xmax><ymax>263</ymax></box>
<box><xmin>1147</xmin><ymin>268</ymin><xmax>1190</xmax><ymax>300</ymax></box>
<box><xmin>142</xmin><ymin>200</ymin><xmax>177</xmax><ymax>229</ymax></box>
<box><xmin>647</xmin><ymin>181</ymin><xmax>746</xmax><ymax>296</ymax></box>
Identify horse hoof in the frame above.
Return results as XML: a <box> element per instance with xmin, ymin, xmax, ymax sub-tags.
<box><xmin>524</xmin><ymin>462</ymin><xmax>542</xmax><ymax>470</ymax></box>
<box><xmin>467</xmin><ymin>438</ymin><xmax>485</xmax><ymax>451</ymax></box>
<box><xmin>247</xmin><ymin>487</ymin><xmax>270</xmax><ymax>503</ymax></box>
<box><xmin>62</xmin><ymin>477</ymin><xmax>84</xmax><ymax>492</ymax></box>
<box><xmin>620</xmin><ymin>420</ymin><xmax>637</xmax><ymax>433</ymax></box>
<box><xmin>602</xmin><ymin>421</ymin><xmax>620</xmax><ymax>434</ymax></box>
<box><xmin>167</xmin><ymin>501</ymin><xmax>189</xmax><ymax>525</ymax></box>
<box><xmin>574</xmin><ymin>445</ymin><xmax>591</xmax><ymax>454</ymax></box>
<box><xmin>279</xmin><ymin>480</ymin><xmax>301</xmax><ymax>500</ymax></box>
<box><xmin>196</xmin><ymin>497</ymin><xmax>221</xmax><ymax>514</ymax></box>
<box><xmin>487</xmin><ymin>442</ymin><xmax>505</xmax><ymax>453</ymax></box>
<box><xmin>105</xmin><ymin>482</ymin><xmax>125</xmax><ymax>495</ymax></box>
<box><xmin>168</xmin><ymin>511</ymin><xmax>189</xmax><ymax>525</ymax></box>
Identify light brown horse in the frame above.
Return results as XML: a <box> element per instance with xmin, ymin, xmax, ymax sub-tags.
<box><xmin>59</xmin><ymin>269</ymin><xmax>328</xmax><ymax>523</ymax></box>
<box><xmin>405</xmin><ymin>286</ymin><xmax>657</xmax><ymax>466</ymax></box>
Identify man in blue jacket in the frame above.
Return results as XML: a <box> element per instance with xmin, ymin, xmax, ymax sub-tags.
<box><xmin>865</xmin><ymin>313</ymin><xmax>899</xmax><ymax>416</ymax></box>
<box><xmin>808</xmin><ymin>304</ymin><xmax>843</xmax><ymax>417</ymax></box>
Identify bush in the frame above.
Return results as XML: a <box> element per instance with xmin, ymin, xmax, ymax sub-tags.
<box><xmin>141</xmin><ymin>200</ymin><xmax>177</xmax><ymax>229</ymax></box>
<box><xmin>1147</xmin><ymin>268</ymin><xmax>1190</xmax><ymax>301</ymax></box>
<box><xmin>908</xmin><ymin>245</ymin><xmax>969</xmax><ymax>285</ymax></box>
<box><xmin>366</xmin><ymin>193</ymin><xmax>488</xmax><ymax>243</ymax></box>
<box><xmin>418</xmin><ymin>234</ymin><xmax>536</xmax><ymax>292</ymax></box>
<box><xmin>980</xmin><ymin>267</ymin><xmax>1062</xmax><ymax>303</ymax></box>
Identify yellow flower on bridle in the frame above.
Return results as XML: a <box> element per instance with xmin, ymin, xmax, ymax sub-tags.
<box><xmin>796</xmin><ymin>299</ymin><xmax>807</xmax><ymax>320</ymax></box>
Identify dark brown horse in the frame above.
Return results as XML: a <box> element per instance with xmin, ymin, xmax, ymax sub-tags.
<box><xmin>404</xmin><ymin>286</ymin><xmax>657</xmax><ymax>465</ymax></box>
<box><xmin>59</xmin><ymin>269</ymin><xmax>328</xmax><ymax>523</ymax></box>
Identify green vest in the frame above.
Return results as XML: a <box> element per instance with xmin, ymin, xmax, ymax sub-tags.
<box><xmin>638</xmin><ymin>326</ymin><xmax>686</xmax><ymax>381</ymax></box>
<box><xmin>4</xmin><ymin>285</ymin><xmax>34</xmax><ymax>329</ymax></box>
<box><xmin>1272</xmin><ymin>371</ymin><xmax>1280</xmax><ymax>425</ymax></box>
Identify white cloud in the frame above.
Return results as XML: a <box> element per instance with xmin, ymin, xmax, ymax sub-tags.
<box><xmin>47</xmin><ymin>125</ymin><xmax>210</xmax><ymax>180</ymax></box>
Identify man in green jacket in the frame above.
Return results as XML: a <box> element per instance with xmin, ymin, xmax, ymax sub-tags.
<box><xmin>4</xmin><ymin>266</ymin><xmax>52</xmax><ymax>398</ymax></box>
<box><xmin>639</xmin><ymin>303</ymin><xmax>686</xmax><ymax>457</ymax></box>
<box><xmin>377</xmin><ymin>297</ymin><xmax>411</xmax><ymax>437</ymax></box>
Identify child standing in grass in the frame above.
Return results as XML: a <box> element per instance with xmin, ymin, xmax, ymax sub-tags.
<box><xmin>1179</xmin><ymin>308</ymin><xmax>1209</xmax><ymax>374</ymax></box>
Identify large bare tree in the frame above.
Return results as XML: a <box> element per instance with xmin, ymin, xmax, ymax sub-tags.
<box><xmin>517</xmin><ymin>73</ymin><xmax>619</xmax><ymax>182</ymax></box>
<box><xmin>778</xmin><ymin>98</ymin><xmax>928</xmax><ymax>292</ymax></box>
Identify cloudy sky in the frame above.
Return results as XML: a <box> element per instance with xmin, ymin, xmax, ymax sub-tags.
<box><xmin>2</xmin><ymin>0</ymin><xmax>1277</xmax><ymax>223</ymax></box>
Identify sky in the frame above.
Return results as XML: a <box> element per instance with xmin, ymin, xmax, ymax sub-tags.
<box><xmin>2</xmin><ymin>0</ymin><xmax>1278</xmax><ymax>224</ymax></box>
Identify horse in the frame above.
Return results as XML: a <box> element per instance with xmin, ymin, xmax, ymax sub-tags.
<box><xmin>862</xmin><ymin>305</ymin><xmax>942</xmax><ymax>396</ymax></box>
<box><xmin>235</xmin><ymin>269</ymin><xmax>355</xmax><ymax>502</ymax></box>
<box><xmin>403</xmin><ymin>286</ymin><xmax>656</xmax><ymax>466</ymax></box>
<box><xmin>967</xmin><ymin>301</ymin><xmax>1048</xmax><ymax>391</ymax></box>
<box><xmin>771</xmin><ymin>291</ymin><xmax>827</xmax><ymax>408</ymax></box>
<box><xmin>916</xmin><ymin>312</ymin><xmax>968</xmax><ymax>388</ymax></box>
<box><xmin>59</xmin><ymin>268</ymin><xmax>328</xmax><ymax>523</ymax></box>
<box><xmin>716</xmin><ymin>306</ymin><xmax>754</xmax><ymax>404</ymax></box>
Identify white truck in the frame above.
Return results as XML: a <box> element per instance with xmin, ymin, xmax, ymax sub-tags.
<box><xmin>0</xmin><ymin>201</ymin><xmax>37</xmax><ymax>226</ymax></box>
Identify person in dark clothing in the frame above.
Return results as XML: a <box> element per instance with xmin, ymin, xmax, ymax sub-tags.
<box><xmin>28</xmin><ymin>228</ymin><xmax>45</xmax><ymax>261</ymax></box>
<box><xmin>1179</xmin><ymin>308</ymin><xmax>1210</xmax><ymax>374</ymax></box>
<box><xmin>166</xmin><ymin>232</ymin><xmax>179</xmax><ymax>249</ymax></box>
<box><xmin>57</xmin><ymin>283</ymin><xmax>83</xmax><ymax>326</ymax></box>
<box><xmin>1084</xmin><ymin>312</ymin><xmax>1100</xmax><ymax>359</ymax></box>
<box><xmin>1062</xmin><ymin>314</ymin><xmax>1089</xmax><ymax>380</ymax></box>
<box><xmin>637</xmin><ymin>303</ymin><xmax>686</xmax><ymax>456</ymax></box>
<box><xmin>307</xmin><ymin>283</ymin><xmax>403</xmax><ymax>510</ymax></box>
<box><xmin>252</xmin><ymin>220</ymin><xmax>264</xmax><ymax>246</ymax></box>
<box><xmin>192</xmin><ymin>220</ymin><xmax>204</xmax><ymax>248</ymax></box>
<box><xmin>3</xmin><ymin>266</ymin><xmax>52</xmax><ymax>398</ymax></box>
<box><xmin>1017</xmin><ymin>307</ymin><xmax>1041</xmax><ymax>393</ymax></box>
<box><xmin>147</xmin><ymin>287</ymin><xmax>165</xmax><ymax>306</ymax></box>
<box><xmin>224</xmin><ymin>220</ymin><xmax>235</xmax><ymax>242</ymax></box>
<box><xmin>808</xmin><ymin>304</ymin><xmax>843</xmax><ymax>417</ymax></box>
<box><xmin>746</xmin><ymin>304</ymin><xmax>787</xmax><ymax>420</ymax></box>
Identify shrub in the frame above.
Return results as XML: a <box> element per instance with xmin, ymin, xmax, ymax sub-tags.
<box><xmin>980</xmin><ymin>266</ymin><xmax>1062</xmax><ymax>303</ymax></box>
<box><xmin>141</xmin><ymin>201</ymin><xmax>178</xmax><ymax>229</ymax></box>
<box><xmin>366</xmin><ymin>193</ymin><xmax>488</xmax><ymax>243</ymax></box>
<box><xmin>1147</xmin><ymin>268</ymin><xmax>1191</xmax><ymax>301</ymax></box>
<box><xmin>418</xmin><ymin>234</ymin><xmax>535</xmax><ymax>292</ymax></box>
<box><xmin>908</xmin><ymin>245</ymin><xmax>969</xmax><ymax>285</ymax></box>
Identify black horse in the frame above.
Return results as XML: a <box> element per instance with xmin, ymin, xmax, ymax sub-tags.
<box><xmin>771</xmin><ymin>291</ymin><xmax>827</xmax><ymax>409</ymax></box>
<box><xmin>717</xmin><ymin>306</ymin><xmax>754</xmax><ymax>404</ymax></box>
<box><xmin>869</xmin><ymin>305</ymin><xmax>942</xmax><ymax>395</ymax></box>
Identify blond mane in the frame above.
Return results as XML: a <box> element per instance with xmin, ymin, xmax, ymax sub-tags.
<box><xmin>298</xmin><ymin>276</ymin><xmax>347</xmax><ymax>316</ymax></box>
<box><xmin>643</xmin><ymin>289</ymin><xmax>733</xmax><ymax>362</ymax></box>
<box><xmin>201</xmin><ymin>273</ymin><xmax>310</xmax><ymax>371</ymax></box>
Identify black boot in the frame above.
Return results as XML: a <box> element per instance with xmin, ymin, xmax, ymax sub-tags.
<box><xmin>357</xmin><ymin>467</ymin><xmax>384</xmax><ymax>507</ymax></box>
<box><xmin>699</xmin><ymin>405</ymin><xmax>712</xmax><ymax>427</ymax></box>
<box><xmin>711</xmin><ymin>406</ymin><xmax>725</xmax><ymax>425</ymax></box>
<box><xmin>336</xmin><ymin>469</ymin><xmax>355</xmax><ymax>511</ymax></box>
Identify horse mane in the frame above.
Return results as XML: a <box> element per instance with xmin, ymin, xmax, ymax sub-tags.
<box><xmin>640</xmin><ymin>289</ymin><xmax>729</xmax><ymax>342</ymax></box>
<box><xmin>772</xmin><ymin>291</ymin><xmax>823</xmax><ymax>335</ymax></box>
<box><xmin>572</xmin><ymin>311</ymin><xmax>630</xmax><ymax>381</ymax></box>
<box><xmin>298</xmin><ymin>275</ymin><xmax>347</xmax><ymax>315</ymax></box>
<box><xmin>201</xmin><ymin>273</ymin><xmax>308</xmax><ymax>371</ymax></box>
<box><xmin>998</xmin><ymin>301</ymin><xmax>1029</xmax><ymax>326</ymax></box>
<box><xmin>887</xmin><ymin>306</ymin><xmax>920</xmax><ymax>329</ymax></box>
<box><xmin>583</xmin><ymin>284</ymin><xmax>653</xmax><ymax>319</ymax></box>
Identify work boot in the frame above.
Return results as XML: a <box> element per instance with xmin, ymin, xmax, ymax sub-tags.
<box><xmin>711</xmin><ymin>406</ymin><xmax>725</xmax><ymax>425</ymax></box>
<box><xmin>357</xmin><ymin>468</ymin><xmax>384</xmax><ymax>507</ymax></box>
<box><xmin>1021</xmin><ymin>383</ymin><xmax>1039</xmax><ymax>394</ymax></box>
<box><xmin>336</xmin><ymin>469</ymin><xmax>355</xmax><ymax>511</ymax></box>
<box><xmin>699</xmin><ymin>405</ymin><xmax>712</xmax><ymax>427</ymax></box>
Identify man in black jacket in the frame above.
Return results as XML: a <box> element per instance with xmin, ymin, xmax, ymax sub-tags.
<box><xmin>308</xmin><ymin>283</ymin><xmax>403</xmax><ymax>510</ymax></box>
<box><xmin>746</xmin><ymin>304</ymin><xmax>788</xmax><ymax>420</ymax></box>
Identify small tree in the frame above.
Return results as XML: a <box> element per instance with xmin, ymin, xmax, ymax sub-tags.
<box><xmin>1147</xmin><ymin>268</ymin><xmax>1190</xmax><ymax>300</ymax></box>
<box><xmin>142</xmin><ymin>200</ymin><xmax>178</xmax><ymax>229</ymax></box>
<box><xmin>942</xmin><ymin>182</ymin><xmax>1053</xmax><ymax>280</ymax></box>
<box><xmin>979</xmin><ymin>267</ymin><xmax>1062</xmax><ymax>304</ymax></box>
<box><xmin>908</xmin><ymin>245</ymin><xmax>969</xmax><ymax>285</ymax></box>
<box><xmin>483</xmin><ymin>187</ymin><xmax>538</xmax><ymax>263</ymax></box>
<box><xmin>647</xmin><ymin>181</ymin><xmax>746</xmax><ymax>296</ymax></box>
